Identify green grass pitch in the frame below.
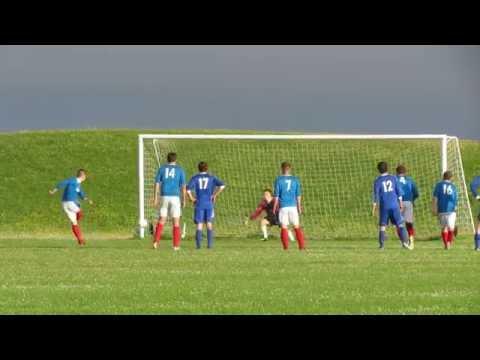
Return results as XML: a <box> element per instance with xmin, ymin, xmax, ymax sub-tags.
<box><xmin>0</xmin><ymin>236</ymin><xmax>479</xmax><ymax>314</ymax></box>
<box><xmin>0</xmin><ymin>129</ymin><xmax>479</xmax><ymax>314</ymax></box>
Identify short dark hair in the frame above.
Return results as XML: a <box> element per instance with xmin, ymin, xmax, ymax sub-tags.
<box><xmin>281</xmin><ymin>161</ymin><xmax>292</xmax><ymax>172</ymax></box>
<box><xmin>167</xmin><ymin>152</ymin><xmax>177</xmax><ymax>163</ymax></box>
<box><xmin>396</xmin><ymin>164</ymin><xmax>406</xmax><ymax>175</ymax></box>
<box><xmin>77</xmin><ymin>169</ymin><xmax>87</xmax><ymax>177</ymax></box>
<box><xmin>377</xmin><ymin>161</ymin><xmax>388</xmax><ymax>174</ymax></box>
<box><xmin>263</xmin><ymin>188</ymin><xmax>273</xmax><ymax>195</ymax></box>
<box><xmin>198</xmin><ymin>161</ymin><xmax>208</xmax><ymax>172</ymax></box>
<box><xmin>443</xmin><ymin>170</ymin><xmax>453</xmax><ymax>180</ymax></box>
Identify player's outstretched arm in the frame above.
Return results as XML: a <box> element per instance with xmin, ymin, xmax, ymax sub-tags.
<box><xmin>49</xmin><ymin>188</ymin><xmax>58</xmax><ymax>195</ymax></box>
<box><xmin>372</xmin><ymin>202</ymin><xmax>377</xmax><ymax>217</ymax></box>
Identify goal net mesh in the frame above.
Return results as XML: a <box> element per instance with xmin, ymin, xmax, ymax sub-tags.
<box><xmin>141</xmin><ymin>137</ymin><xmax>473</xmax><ymax>240</ymax></box>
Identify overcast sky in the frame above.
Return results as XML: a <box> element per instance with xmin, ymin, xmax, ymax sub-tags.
<box><xmin>0</xmin><ymin>45</ymin><xmax>479</xmax><ymax>138</ymax></box>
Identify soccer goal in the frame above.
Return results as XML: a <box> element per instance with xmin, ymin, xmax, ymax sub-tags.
<box><xmin>138</xmin><ymin>134</ymin><xmax>474</xmax><ymax>240</ymax></box>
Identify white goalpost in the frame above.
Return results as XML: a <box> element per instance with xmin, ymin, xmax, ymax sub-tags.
<box><xmin>138</xmin><ymin>134</ymin><xmax>474</xmax><ymax>240</ymax></box>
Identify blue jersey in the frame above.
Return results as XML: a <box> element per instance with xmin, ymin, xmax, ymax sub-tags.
<box><xmin>433</xmin><ymin>180</ymin><xmax>458</xmax><ymax>213</ymax></box>
<box><xmin>373</xmin><ymin>174</ymin><xmax>403</xmax><ymax>210</ymax></box>
<box><xmin>470</xmin><ymin>176</ymin><xmax>480</xmax><ymax>198</ymax></box>
<box><xmin>187</xmin><ymin>172</ymin><xmax>225</xmax><ymax>209</ymax></box>
<box><xmin>396</xmin><ymin>175</ymin><xmax>419</xmax><ymax>202</ymax></box>
<box><xmin>155</xmin><ymin>164</ymin><xmax>186</xmax><ymax>196</ymax></box>
<box><xmin>273</xmin><ymin>175</ymin><xmax>301</xmax><ymax>208</ymax></box>
<box><xmin>56</xmin><ymin>177</ymin><xmax>85</xmax><ymax>206</ymax></box>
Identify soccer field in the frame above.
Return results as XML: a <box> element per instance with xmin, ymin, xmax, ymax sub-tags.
<box><xmin>1</xmin><ymin>129</ymin><xmax>479</xmax><ymax>314</ymax></box>
<box><xmin>0</xmin><ymin>236</ymin><xmax>479</xmax><ymax>314</ymax></box>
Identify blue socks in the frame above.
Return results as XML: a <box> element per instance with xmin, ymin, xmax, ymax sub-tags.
<box><xmin>195</xmin><ymin>230</ymin><xmax>202</xmax><ymax>249</ymax></box>
<box><xmin>399</xmin><ymin>226</ymin><xmax>409</xmax><ymax>244</ymax></box>
<box><xmin>379</xmin><ymin>230</ymin><xmax>386</xmax><ymax>248</ymax></box>
<box><xmin>475</xmin><ymin>234</ymin><xmax>480</xmax><ymax>250</ymax></box>
<box><xmin>196</xmin><ymin>229</ymin><xmax>214</xmax><ymax>249</ymax></box>
<box><xmin>207</xmin><ymin>229</ymin><xmax>214</xmax><ymax>248</ymax></box>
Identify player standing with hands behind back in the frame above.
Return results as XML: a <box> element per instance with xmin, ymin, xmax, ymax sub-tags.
<box><xmin>396</xmin><ymin>164</ymin><xmax>419</xmax><ymax>248</ymax></box>
<box><xmin>432</xmin><ymin>171</ymin><xmax>458</xmax><ymax>250</ymax></box>
<box><xmin>153</xmin><ymin>152</ymin><xmax>186</xmax><ymax>251</ymax></box>
<box><xmin>372</xmin><ymin>161</ymin><xmax>411</xmax><ymax>250</ymax></box>
<box><xmin>273</xmin><ymin>161</ymin><xmax>306</xmax><ymax>250</ymax></box>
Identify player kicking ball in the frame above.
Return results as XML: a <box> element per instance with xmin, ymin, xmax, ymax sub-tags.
<box><xmin>247</xmin><ymin>188</ymin><xmax>295</xmax><ymax>242</ymax></box>
<box><xmin>273</xmin><ymin>162</ymin><xmax>306</xmax><ymax>250</ymax></box>
<box><xmin>152</xmin><ymin>152</ymin><xmax>186</xmax><ymax>251</ymax></box>
<box><xmin>432</xmin><ymin>171</ymin><xmax>458</xmax><ymax>250</ymax></box>
<box><xmin>186</xmin><ymin>161</ymin><xmax>226</xmax><ymax>249</ymax></box>
<box><xmin>396</xmin><ymin>164</ymin><xmax>419</xmax><ymax>248</ymax></box>
<box><xmin>470</xmin><ymin>175</ymin><xmax>480</xmax><ymax>251</ymax></box>
<box><xmin>372</xmin><ymin>162</ymin><xmax>411</xmax><ymax>250</ymax></box>
<box><xmin>49</xmin><ymin>169</ymin><xmax>93</xmax><ymax>246</ymax></box>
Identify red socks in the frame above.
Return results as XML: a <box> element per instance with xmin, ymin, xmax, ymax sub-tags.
<box><xmin>154</xmin><ymin>223</ymin><xmax>164</xmax><ymax>243</ymax></box>
<box><xmin>72</xmin><ymin>224</ymin><xmax>85</xmax><ymax>245</ymax></box>
<box><xmin>294</xmin><ymin>228</ymin><xmax>305</xmax><ymax>250</ymax></box>
<box><xmin>173</xmin><ymin>226</ymin><xmax>181</xmax><ymax>248</ymax></box>
<box><xmin>281</xmin><ymin>228</ymin><xmax>305</xmax><ymax>250</ymax></box>
<box><xmin>76</xmin><ymin>210</ymin><xmax>83</xmax><ymax>222</ymax></box>
<box><xmin>154</xmin><ymin>224</ymin><xmax>181</xmax><ymax>248</ymax></box>
<box><xmin>280</xmin><ymin>229</ymin><xmax>289</xmax><ymax>250</ymax></box>
<box><xmin>442</xmin><ymin>230</ymin><xmax>454</xmax><ymax>248</ymax></box>
<box><xmin>406</xmin><ymin>223</ymin><xmax>415</xmax><ymax>237</ymax></box>
<box><xmin>447</xmin><ymin>230</ymin><xmax>454</xmax><ymax>244</ymax></box>
<box><xmin>442</xmin><ymin>231</ymin><xmax>449</xmax><ymax>248</ymax></box>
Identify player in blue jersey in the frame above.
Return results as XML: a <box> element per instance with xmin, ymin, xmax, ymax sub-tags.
<box><xmin>49</xmin><ymin>169</ymin><xmax>93</xmax><ymax>245</ymax></box>
<box><xmin>152</xmin><ymin>152</ymin><xmax>186</xmax><ymax>250</ymax></box>
<box><xmin>372</xmin><ymin>162</ymin><xmax>411</xmax><ymax>250</ymax></box>
<box><xmin>396</xmin><ymin>164</ymin><xmax>419</xmax><ymax>248</ymax></box>
<box><xmin>273</xmin><ymin>161</ymin><xmax>305</xmax><ymax>250</ymax></box>
<box><xmin>186</xmin><ymin>161</ymin><xmax>226</xmax><ymax>249</ymax></box>
<box><xmin>432</xmin><ymin>171</ymin><xmax>458</xmax><ymax>250</ymax></box>
<box><xmin>470</xmin><ymin>175</ymin><xmax>480</xmax><ymax>251</ymax></box>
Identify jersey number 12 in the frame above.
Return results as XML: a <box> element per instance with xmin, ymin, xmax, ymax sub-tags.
<box><xmin>382</xmin><ymin>180</ymin><xmax>393</xmax><ymax>192</ymax></box>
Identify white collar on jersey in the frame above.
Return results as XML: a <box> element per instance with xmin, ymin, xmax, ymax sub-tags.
<box><xmin>76</xmin><ymin>177</ymin><xmax>82</xmax><ymax>184</ymax></box>
<box><xmin>380</xmin><ymin>172</ymin><xmax>389</xmax><ymax>176</ymax></box>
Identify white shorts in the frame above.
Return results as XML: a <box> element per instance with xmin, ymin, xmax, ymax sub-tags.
<box><xmin>401</xmin><ymin>201</ymin><xmax>414</xmax><ymax>223</ymax></box>
<box><xmin>438</xmin><ymin>212</ymin><xmax>456</xmax><ymax>230</ymax></box>
<box><xmin>62</xmin><ymin>201</ymin><xmax>80</xmax><ymax>225</ymax></box>
<box><xmin>279</xmin><ymin>207</ymin><xmax>299</xmax><ymax>227</ymax></box>
<box><xmin>159</xmin><ymin>196</ymin><xmax>181</xmax><ymax>219</ymax></box>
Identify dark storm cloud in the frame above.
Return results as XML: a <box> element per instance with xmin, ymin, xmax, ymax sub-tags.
<box><xmin>0</xmin><ymin>45</ymin><xmax>479</xmax><ymax>138</ymax></box>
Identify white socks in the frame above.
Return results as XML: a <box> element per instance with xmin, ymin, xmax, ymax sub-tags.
<box><xmin>261</xmin><ymin>224</ymin><xmax>268</xmax><ymax>239</ymax></box>
<box><xmin>288</xmin><ymin>230</ymin><xmax>295</xmax><ymax>241</ymax></box>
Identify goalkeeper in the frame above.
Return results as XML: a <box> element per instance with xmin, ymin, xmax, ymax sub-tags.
<box><xmin>247</xmin><ymin>188</ymin><xmax>294</xmax><ymax>242</ymax></box>
<box><xmin>470</xmin><ymin>175</ymin><xmax>480</xmax><ymax>251</ymax></box>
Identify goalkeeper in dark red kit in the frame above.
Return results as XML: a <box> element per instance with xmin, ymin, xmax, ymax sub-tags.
<box><xmin>247</xmin><ymin>188</ymin><xmax>294</xmax><ymax>242</ymax></box>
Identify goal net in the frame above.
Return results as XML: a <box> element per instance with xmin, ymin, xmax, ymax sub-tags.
<box><xmin>138</xmin><ymin>134</ymin><xmax>474</xmax><ymax>240</ymax></box>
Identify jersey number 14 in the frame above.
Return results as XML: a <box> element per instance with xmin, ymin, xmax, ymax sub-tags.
<box><xmin>165</xmin><ymin>168</ymin><xmax>175</xmax><ymax>179</ymax></box>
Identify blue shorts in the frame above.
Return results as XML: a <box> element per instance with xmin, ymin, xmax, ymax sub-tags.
<box><xmin>379</xmin><ymin>207</ymin><xmax>404</xmax><ymax>226</ymax></box>
<box><xmin>194</xmin><ymin>207</ymin><xmax>215</xmax><ymax>224</ymax></box>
